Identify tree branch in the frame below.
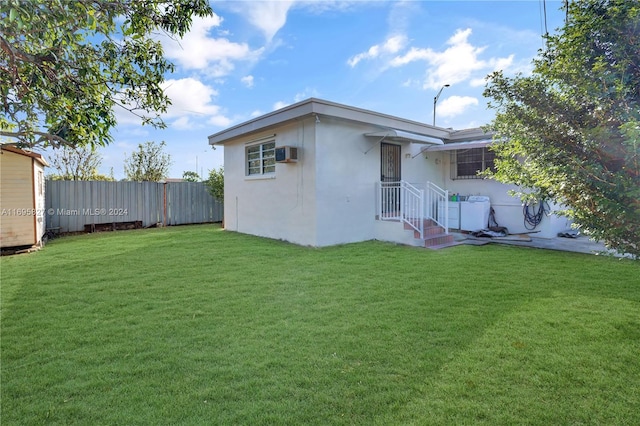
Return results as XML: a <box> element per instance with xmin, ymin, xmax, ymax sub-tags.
<box><xmin>0</xmin><ymin>130</ymin><xmax>69</xmax><ymax>149</ymax></box>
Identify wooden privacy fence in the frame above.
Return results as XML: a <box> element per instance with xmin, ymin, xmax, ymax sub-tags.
<box><xmin>45</xmin><ymin>181</ymin><xmax>223</xmax><ymax>233</ymax></box>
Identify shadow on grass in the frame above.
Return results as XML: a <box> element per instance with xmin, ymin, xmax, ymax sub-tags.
<box><xmin>1</xmin><ymin>224</ymin><xmax>639</xmax><ymax>424</ymax></box>
<box><xmin>393</xmin><ymin>294</ymin><xmax>640</xmax><ymax>425</ymax></box>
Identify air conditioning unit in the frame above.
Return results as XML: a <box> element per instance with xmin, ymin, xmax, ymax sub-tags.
<box><xmin>275</xmin><ymin>146</ymin><xmax>299</xmax><ymax>163</ymax></box>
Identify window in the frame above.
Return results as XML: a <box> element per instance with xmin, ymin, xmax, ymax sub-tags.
<box><xmin>451</xmin><ymin>148</ymin><xmax>495</xmax><ymax>179</ymax></box>
<box><xmin>247</xmin><ymin>141</ymin><xmax>276</xmax><ymax>176</ymax></box>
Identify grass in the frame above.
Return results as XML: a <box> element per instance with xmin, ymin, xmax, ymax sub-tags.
<box><xmin>1</xmin><ymin>224</ymin><xmax>639</xmax><ymax>425</ymax></box>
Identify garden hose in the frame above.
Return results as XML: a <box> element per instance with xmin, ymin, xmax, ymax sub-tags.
<box><xmin>523</xmin><ymin>199</ymin><xmax>549</xmax><ymax>230</ymax></box>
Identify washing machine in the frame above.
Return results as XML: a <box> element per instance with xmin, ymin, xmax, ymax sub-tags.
<box><xmin>460</xmin><ymin>195</ymin><xmax>491</xmax><ymax>231</ymax></box>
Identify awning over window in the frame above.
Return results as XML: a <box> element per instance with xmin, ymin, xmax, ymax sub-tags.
<box><xmin>424</xmin><ymin>139</ymin><xmax>492</xmax><ymax>151</ymax></box>
<box><xmin>364</xmin><ymin>129</ymin><xmax>444</xmax><ymax>145</ymax></box>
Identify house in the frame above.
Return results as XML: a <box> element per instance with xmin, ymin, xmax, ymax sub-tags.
<box><xmin>0</xmin><ymin>145</ymin><xmax>49</xmax><ymax>249</ymax></box>
<box><xmin>208</xmin><ymin>98</ymin><xmax>570</xmax><ymax>248</ymax></box>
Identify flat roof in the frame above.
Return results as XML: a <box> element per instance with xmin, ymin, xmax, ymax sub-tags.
<box><xmin>207</xmin><ymin>98</ymin><xmax>495</xmax><ymax>148</ymax></box>
<box><xmin>208</xmin><ymin>98</ymin><xmax>453</xmax><ymax>145</ymax></box>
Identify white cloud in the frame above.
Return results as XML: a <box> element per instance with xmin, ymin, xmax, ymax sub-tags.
<box><xmin>272</xmin><ymin>88</ymin><xmax>321</xmax><ymax>111</ymax></box>
<box><xmin>243</xmin><ymin>1</ymin><xmax>295</xmax><ymax>41</ymax></box>
<box><xmin>437</xmin><ymin>96</ymin><xmax>479</xmax><ymax>118</ymax></box>
<box><xmin>388</xmin><ymin>28</ymin><xmax>514</xmax><ymax>90</ymax></box>
<box><xmin>469</xmin><ymin>77</ymin><xmax>488</xmax><ymax>88</ymax></box>
<box><xmin>241</xmin><ymin>75</ymin><xmax>255</xmax><ymax>88</ymax></box>
<box><xmin>159</xmin><ymin>15</ymin><xmax>262</xmax><ymax>74</ymax></box>
<box><xmin>389</xmin><ymin>46</ymin><xmax>433</xmax><ymax>67</ymax></box>
<box><xmin>348</xmin><ymin>34</ymin><xmax>408</xmax><ymax>67</ymax></box>
<box><xmin>489</xmin><ymin>55</ymin><xmax>515</xmax><ymax>73</ymax></box>
<box><xmin>208</xmin><ymin>115</ymin><xmax>233</xmax><ymax>127</ymax></box>
<box><xmin>382</xmin><ymin>34</ymin><xmax>407</xmax><ymax>54</ymax></box>
<box><xmin>170</xmin><ymin>116</ymin><xmax>194</xmax><ymax>130</ymax></box>
<box><xmin>239</xmin><ymin>0</ymin><xmax>367</xmax><ymax>40</ymax></box>
<box><xmin>470</xmin><ymin>54</ymin><xmax>515</xmax><ymax>87</ymax></box>
<box><xmin>348</xmin><ymin>46</ymin><xmax>379</xmax><ymax>68</ymax></box>
<box><xmin>161</xmin><ymin>78</ymin><xmax>231</xmax><ymax>128</ymax></box>
<box><xmin>162</xmin><ymin>78</ymin><xmax>219</xmax><ymax>117</ymax></box>
<box><xmin>273</xmin><ymin>101</ymin><xmax>290</xmax><ymax>111</ymax></box>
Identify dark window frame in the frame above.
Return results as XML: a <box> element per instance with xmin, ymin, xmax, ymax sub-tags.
<box><xmin>451</xmin><ymin>147</ymin><xmax>495</xmax><ymax>180</ymax></box>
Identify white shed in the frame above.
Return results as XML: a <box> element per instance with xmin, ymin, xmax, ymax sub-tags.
<box><xmin>0</xmin><ymin>145</ymin><xmax>49</xmax><ymax>249</ymax></box>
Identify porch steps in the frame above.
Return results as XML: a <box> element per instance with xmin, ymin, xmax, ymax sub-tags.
<box><xmin>403</xmin><ymin>219</ymin><xmax>459</xmax><ymax>249</ymax></box>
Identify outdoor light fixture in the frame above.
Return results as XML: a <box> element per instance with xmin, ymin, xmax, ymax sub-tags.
<box><xmin>433</xmin><ymin>84</ymin><xmax>450</xmax><ymax>126</ymax></box>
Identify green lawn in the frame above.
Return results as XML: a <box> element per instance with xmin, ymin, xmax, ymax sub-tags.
<box><xmin>1</xmin><ymin>224</ymin><xmax>639</xmax><ymax>425</ymax></box>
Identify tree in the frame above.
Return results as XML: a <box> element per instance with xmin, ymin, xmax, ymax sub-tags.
<box><xmin>182</xmin><ymin>171</ymin><xmax>201</xmax><ymax>182</ymax></box>
<box><xmin>49</xmin><ymin>145</ymin><xmax>114</xmax><ymax>180</ymax></box>
<box><xmin>0</xmin><ymin>1</ymin><xmax>212</xmax><ymax>149</ymax></box>
<box><xmin>124</xmin><ymin>141</ymin><xmax>171</xmax><ymax>182</ymax></box>
<box><xmin>484</xmin><ymin>0</ymin><xmax>639</xmax><ymax>258</ymax></box>
<box><xmin>204</xmin><ymin>167</ymin><xmax>224</xmax><ymax>202</ymax></box>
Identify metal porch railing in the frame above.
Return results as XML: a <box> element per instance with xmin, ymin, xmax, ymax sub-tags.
<box><xmin>376</xmin><ymin>180</ymin><xmax>449</xmax><ymax>239</ymax></box>
<box><xmin>425</xmin><ymin>181</ymin><xmax>449</xmax><ymax>232</ymax></box>
<box><xmin>376</xmin><ymin>180</ymin><xmax>424</xmax><ymax>239</ymax></box>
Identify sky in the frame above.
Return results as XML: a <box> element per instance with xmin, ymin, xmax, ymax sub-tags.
<box><xmin>51</xmin><ymin>0</ymin><xmax>567</xmax><ymax>180</ymax></box>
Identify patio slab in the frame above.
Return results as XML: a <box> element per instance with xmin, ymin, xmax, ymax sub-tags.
<box><xmin>456</xmin><ymin>232</ymin><xmax>614</xmax><ymax>256</ymax></box>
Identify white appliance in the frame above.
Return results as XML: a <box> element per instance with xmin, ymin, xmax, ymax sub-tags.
<box><xmin>460</xmin><ymin>196</ymin><xmax>491</xmax><ymax>231</ymax></box>
<box><xmin>448</xmin><ymin>202</ymin><xmax>460</xmax><ymax>229</ymax></box>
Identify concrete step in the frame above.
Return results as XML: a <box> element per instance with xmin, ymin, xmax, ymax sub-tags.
<box><xmin>410</xmin><ymin>225</ymin><xmax>447</xmax><ymax>239</ymax></box>
<box><xmin>399</xmin><ymin>219</ymin><xmax>455</xmax><ymax>248</ymax></box>
<box><xmin>426</xmin><ymin>241</ymin><xmax>463</xmax><ymax>250</ymax></box>
<box><xmin>423</xmin><ymin>232</ymin><xmax>456</xmax><ymax>248</ymax></box>
<box><xmin>404</xmin><ymin>220</ymin><xmax>446</xmax><ymax>239</ymax></box>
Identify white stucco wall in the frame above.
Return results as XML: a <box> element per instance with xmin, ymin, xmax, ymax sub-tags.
<box><xmin>223</xmin><ymin>118</ymin><xmax>318</xmax><ymax>246</ymax></box>
<box><xmin>442</xmin><ymin>153</ymin><xmax>572</xmax><ymax>238</ymax></box>
<box><xmin>314</xmin><ymin>117</ymin><xmax>380</xmax><ymax>246</ymax></box>
<box><xmin>313</xmin><ymin>117</ymin><xmax>450</xmax><ymax>246</ymax></box>
<box><xmin>223</xmin><ymin>115</ymin><xmax>452</xmax><ymax>247</ymax></box>
<box><xmin>404</xmin><ymin>145</ymin><xmax>447</xmax><ymax>188</ymax></box>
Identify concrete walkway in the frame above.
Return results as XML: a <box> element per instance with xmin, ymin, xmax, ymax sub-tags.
<box><xmin>456</xmin><ymin>232</ymin><xmax>614</xmax><ymax>256</ymax></box>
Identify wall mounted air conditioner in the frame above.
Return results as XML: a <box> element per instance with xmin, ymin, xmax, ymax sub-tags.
<box><xmin>275</xmin><ymin>146</ymin><xmax>299</xmax><ymax>163</ymax></box>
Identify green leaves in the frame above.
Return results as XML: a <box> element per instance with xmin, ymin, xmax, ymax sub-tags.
<box><xmin>485</xmin><ymin>0</ymin><xmax>640</xmax><ymax>258</ymax></box>
<box><xmin>124</xmin><ymin>141</ymin><xmax>172</xmax><ymax>182</ymax></box>
<box><xmin>204</xmin><ymin>167</ymin><xmax>224</xmax><ymax>202</ymax></box>
<box><xmin>0</xmin><ymin>0</ymin><xmax>213</xmax><ymax>149</ymax></box>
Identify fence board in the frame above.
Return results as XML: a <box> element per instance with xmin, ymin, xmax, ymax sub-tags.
<box><xmin>46</xmin><ymin>181</ymin><xmax>222</xmax><ymax>233</ymax></box>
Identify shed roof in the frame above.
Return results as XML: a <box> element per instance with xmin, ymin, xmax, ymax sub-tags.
<box><xmin>0</xmin><ymin>144</ymin><xmax>49</xmax><ymax>167</ymax></box>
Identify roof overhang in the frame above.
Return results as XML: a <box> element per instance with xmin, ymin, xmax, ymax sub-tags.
<box><xmin>423</xmin><ymin>139</ymin><xmax>492</xmax><ymax>152</ymax></box>
<box><xmin>364</xmin><ymin>129</ymin><xmax>443</xmax><ymax>145</ymax></box>
<box><xmin>0</xmin><ymin>144</ymin><xmax>49</xmax><ymax>167</ymax></box>
<box><xmin>208</xmin><ymin>98</ymin><xmax>451</xmax><ymax>146</ymax></box>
